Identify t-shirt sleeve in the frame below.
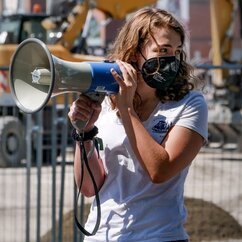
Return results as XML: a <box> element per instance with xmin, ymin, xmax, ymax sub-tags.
<box><xmin>175</xmin><ymin>92</ymin><xmax>208</xmax><ymax>144</ymax></box>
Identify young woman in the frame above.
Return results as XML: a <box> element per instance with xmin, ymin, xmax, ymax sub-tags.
<box><xmin>68</xmin><ymin>7</ymin><xmax>208</xmax><ymax>242</ymax></box>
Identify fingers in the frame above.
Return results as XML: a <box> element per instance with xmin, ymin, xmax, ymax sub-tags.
<box><xmin>68</xmin><ymin>96</ymin><xmax>90</xmax><ymax>122</ymax></box>
<box><xmin>68</xmin><ymin>95</ymin><xmax>101</xmax><ymax>124</ymax></box>
<box><xmin>110</xmin><ymin>60</ymin><xmax>138</xmax><ymax>112</ymax></box>
<box><xmin>111</xmin><ymin>60</ymin><xmax>137</xmax><ymax>89</ymax></box>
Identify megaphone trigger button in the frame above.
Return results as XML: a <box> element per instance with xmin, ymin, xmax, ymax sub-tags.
<box><xmin>103</xmin><ymin>60</ymin><xmax>115</xmax><ymax>63</ymax></box>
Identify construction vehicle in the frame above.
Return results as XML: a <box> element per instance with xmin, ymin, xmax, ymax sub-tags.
<box><xmin>197</xmin><ymin>0</ymin><xmax>242</xmax><ymax>150</ymax></box>
<box><xmin>60</xmin><ymin>0</ymin><xmax>241</xmax><ymax>150</ymax></box>
<box><xmin>0</xmin><ymin>0</ymin><xmax>156</xmax><ymax>166</ymax></box>
<box><xmin>5</xmin><ymin>0</ymin><xmax>241</xmax><ymax>166</ymax></box>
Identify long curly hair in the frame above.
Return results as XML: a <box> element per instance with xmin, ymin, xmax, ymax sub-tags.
<box><xmin>107</xmin><ymin>7</ymin><xmax>197</xmax><ymax>111</ymax></box>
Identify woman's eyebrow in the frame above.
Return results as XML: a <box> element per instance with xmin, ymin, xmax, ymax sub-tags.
<box><xmin>152</xmin><ymin>43</ymin><xmax>183</xmax><ymax>52</ymax></box>
<box><xmin>158</xmin><ymin>44</ymin><xmax>183</xmax><ymax>48</ymax></box>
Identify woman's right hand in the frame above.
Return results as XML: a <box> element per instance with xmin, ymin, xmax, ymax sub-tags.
<box><xmin>111</xmin><ymin>60</ymin><xmax>138</xmax><ymax>113</ymax></box>
<box><xmin>68</xmin><ymin>95</ymin><xmax>102</xmax><ymax>132</ymax></box>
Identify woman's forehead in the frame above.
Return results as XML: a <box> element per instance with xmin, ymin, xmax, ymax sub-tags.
<box><xmin>148</xmin><ymin>27</ymin><xmax>182</xmax><ymax>48</ymax></box>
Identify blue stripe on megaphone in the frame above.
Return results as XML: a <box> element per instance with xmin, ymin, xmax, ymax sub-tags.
<box><xmin>87</xmin><ymin>61</ymin><xmax>120</xmax><ymax>94</ymax></box>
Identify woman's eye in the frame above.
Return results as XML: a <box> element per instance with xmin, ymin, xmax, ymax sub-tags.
<box><xmin>160</xmin><ymin>48</ymin><xmax>168</xmax><ymax>54</ymax></box>
<box><xmin>175</xmin><ymin>49</ymin><xmax>182</xmax><ymax>57</ymax></box>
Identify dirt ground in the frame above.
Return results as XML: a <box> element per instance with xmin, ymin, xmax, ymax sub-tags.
<box><xmin>185</xmin><ymin>198</ymin><xmax>242</xmax><ymax>241</ymax></box>
<box><xmin>41</xmin><ymin>197</ymin><xmax>242</xmax><ymax>242</ymax></box>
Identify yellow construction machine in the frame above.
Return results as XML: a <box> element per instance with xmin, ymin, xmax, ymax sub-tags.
<box><xmin>2</xmin><ymin>0</ymin><xmax>242</xmax><ymax>164</ymax></box>
<box><xmin>0</xmin><ymin>0</ymin><xmax>156</xmax><ymax>166</ymax></box>
<box><xmin>200</xmin><ymin>0</ymin><xmax>242</xmax><ymax>149</ymax></box>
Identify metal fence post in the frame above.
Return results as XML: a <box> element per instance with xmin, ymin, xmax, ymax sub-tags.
<box><xmin>58</xmin><ymin>94</ymin><xmax>69</xmax><ymax>242</ymax></box>
<box><xmin>25</xmin><ymin>114</ymin><xmax>32</xmax><ymax>242</ymax></box>
<box><xmin>51</xmin><ymin>97</ymin><xmax>58</xmax><ymax>242</ymax></box>
<box><xmin>36</xmin><ymin>110</ymin><xmax>43</xmax><ymax>242</ymax></box>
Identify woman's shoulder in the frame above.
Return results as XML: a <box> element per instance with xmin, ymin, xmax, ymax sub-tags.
<box><xmin>177</xmin><ymin>90</ymin><xmax>207</xmax><ymax>110</ymax></box>
<box><xmin>157</xmin><ymin>90</ymin><xmax>207</xmax><ymax>110</ymax></box>
<box><xmin>184</xmin><ymin>90</ymin><xmax>206</xmax><ymax>101</ymax></box>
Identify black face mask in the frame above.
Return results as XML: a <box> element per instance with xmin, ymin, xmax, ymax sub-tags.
<box><xmin>141</xmin><ymin>56</ymin><xmax>180</xmax><ymax>90</ymax></box>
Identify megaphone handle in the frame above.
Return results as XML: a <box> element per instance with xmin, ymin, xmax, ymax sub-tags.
<box><xmin>71</xmin><ymin>92</ymin><xmax>106</xmax><ymax>132</ymax></box>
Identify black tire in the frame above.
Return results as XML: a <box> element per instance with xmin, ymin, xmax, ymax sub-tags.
<box><xmin>0</xmin><ymin>116</ymin><xmax>26</xmax><ymax>167</ymax></box>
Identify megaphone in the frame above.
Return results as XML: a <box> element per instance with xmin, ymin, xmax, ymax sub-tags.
<box><xmin>9</xmin><ymin>38</ymin><xmax>120</xmax><ymax>115</ymax></box>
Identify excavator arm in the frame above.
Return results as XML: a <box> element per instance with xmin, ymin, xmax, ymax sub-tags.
<box><xmin>49</xmin><ymin>0</ymin><xmax>156</xmax><ymax>51</ymax></box>
<box><xmin>93</xmin><ymin>0</ymin><xmax>156</xmax><ymax>19</ymax></box>
<box><xmin>210</xmin><ymin>0</ymin><xmax>237</xmax><ymax>87</ymax></box>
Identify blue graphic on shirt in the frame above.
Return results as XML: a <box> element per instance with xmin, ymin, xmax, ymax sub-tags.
<box><xmin>152</xmin><ymin>120</ymin><xmax>171</xmax><ymax>134</ymax></box>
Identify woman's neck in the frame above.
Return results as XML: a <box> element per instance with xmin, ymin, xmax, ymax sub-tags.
<box><xmin>137</xmin><ymin>95</ymin><xmax>160</xmax><ymax>121</ymax></box>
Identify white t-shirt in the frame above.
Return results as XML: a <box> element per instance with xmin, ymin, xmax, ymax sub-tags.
<box><xmin>84</xmin><ymin>91</ymin><xmax>208</xmax><ymax>242</ymax></box>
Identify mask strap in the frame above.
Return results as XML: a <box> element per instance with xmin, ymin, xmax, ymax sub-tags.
<box><xmin>139</xmin><ymin>50</ymin><xmax>147</xmax><ymax>61</ymax></box>
<box><xmin>136</xmin><ymin>50</ymin><xmax>147</xmax><ymax>73</ymax></box>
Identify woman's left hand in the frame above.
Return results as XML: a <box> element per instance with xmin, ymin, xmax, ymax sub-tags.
<box><xmin>111</xmin><ymin>60</ymin><xmax>138</xmax><ymax>112</ymax></box>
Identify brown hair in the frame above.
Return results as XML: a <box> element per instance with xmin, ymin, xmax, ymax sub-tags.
<box><xmin>107</xmin><ymin>7</ymin><xmax>197</xmax><ymax>111</ymax></box>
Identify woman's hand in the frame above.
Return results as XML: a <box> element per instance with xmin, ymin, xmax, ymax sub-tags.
<box><xmin>111</xmin><ymin>60</ymin><xmax>138</xmax><ymax>112</ymax></box>
<box><xmin>68</xmin><ymin>95</ymin><xmax>102</xmax><ymax>132</ymax></box>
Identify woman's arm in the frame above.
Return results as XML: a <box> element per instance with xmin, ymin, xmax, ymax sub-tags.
<box><xmin>120</xmin><ymin>109</ymin><xmax>204</xmax><ymax>183</ymax></box>
<box><xmin>73</xmin><ymin>139</ymin><xmax>106</xmax><ymax>197</ymax></box>
<box><xmin>111</xmin><ymin>60</ymin><xmax>205</xmax><ymax>183</ymax></box>
<box><xmin>68</xmin><ymin>95</ymin><xmax>106</xmax><ymax>197</ymax></box>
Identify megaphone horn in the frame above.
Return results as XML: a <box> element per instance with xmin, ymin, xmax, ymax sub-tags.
<box><xmin>9</xmin><ymin>38</ymin><xmax>120</xmax><ymax>115</ymax></box>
